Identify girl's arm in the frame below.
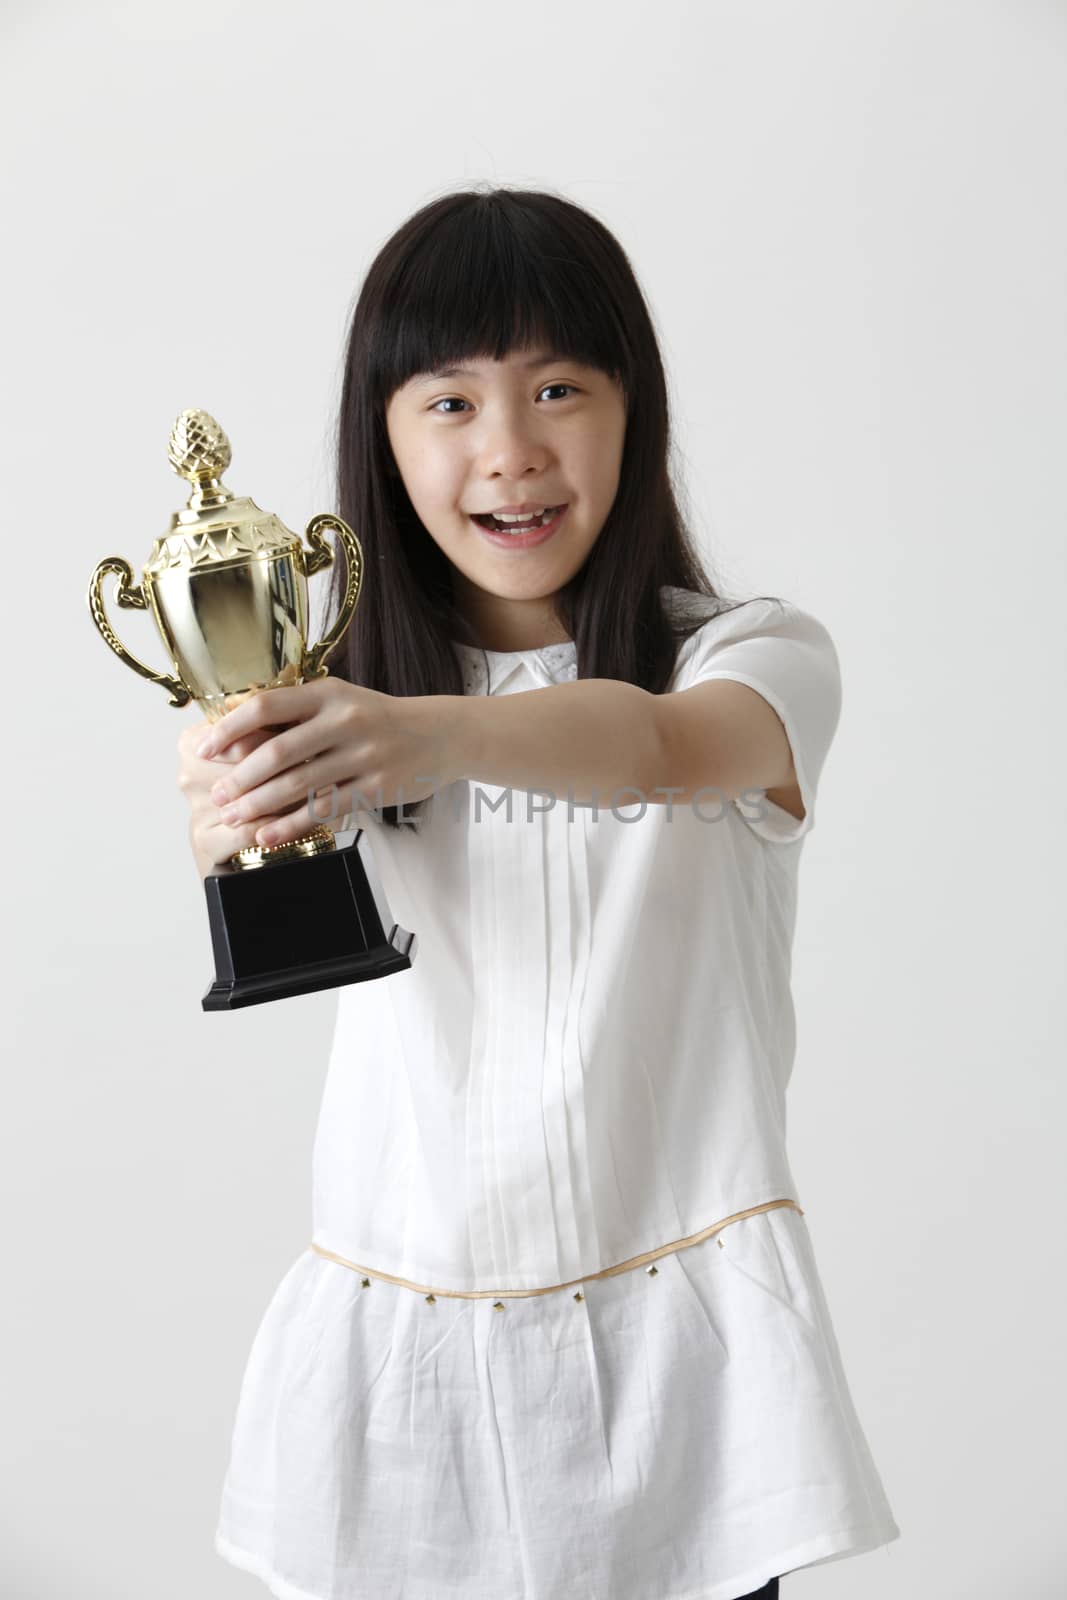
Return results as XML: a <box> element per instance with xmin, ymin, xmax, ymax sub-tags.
<box><xmin>189</xmin><ymin>674</ymin><xmax>795</xmax><ymax>845</ymax></box>
<box><xmin>450</xmin><ymin>676</ymin><xmax>796</xmax><ymax>812</ymax></box>
<box><xmin>449</xmin><ymin>679</ymin><xmax>660</xmax><ymax>806</ymax></box>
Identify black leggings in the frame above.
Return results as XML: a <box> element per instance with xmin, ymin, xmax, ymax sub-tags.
<box><xmin>736</xmin><ymin>1579</ymin><xmax>779</xmax><ymax>1599</ymax></box>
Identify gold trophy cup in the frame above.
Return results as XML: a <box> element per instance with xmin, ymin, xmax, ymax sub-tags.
<box><xmin>87</xmin><ymin>408</ymin><xmax>416</xmax><ymax>1010</ymax></box>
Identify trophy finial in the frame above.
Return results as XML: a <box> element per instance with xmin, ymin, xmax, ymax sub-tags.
<box><xmin>168</xmin><ymin>409</ymin><xmax>233</xmax><ymax>487</ymax></box>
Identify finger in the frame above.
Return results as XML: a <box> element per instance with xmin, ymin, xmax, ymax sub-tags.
<box><xmin>253</xmin><ymin>789</ymin><xmax>344</xmax><ymax>849</ymax></box>
<box><xmin>209</xmin><ymin>789</ymin><xmax>326</xmax><ymax>856</ymax></box>
<box><xmin>209</xmin><ymin>729</ymin><xmax>320</xmax><ymax>815</ymax></box>
<box><xmin>199</xmin><ymin>810</ymin><xmax>286</xmax><ymax>867</ymax></box>
<box><xmin>180</xmin><ymin>719</ymin><xmax>214</xmax><ymax>754</ymax></box>
<box><xmin>193</xmin><ymin>727</ymin><xmax>287</xmax><ymax>771</ymax></box>
<box><xmin>215</xmin><ymin>728</ymin><xmax>277</xmax><ymax>764</ymax></box>
<box><xmin>199</xmin><ymin>687</ymin><xmax>313</xmax><ymax>758</ymax></box>
<box><xmin>229</xmin><ymin>757</ymin><xmax>345</xmax><ymax>842</ymax></box>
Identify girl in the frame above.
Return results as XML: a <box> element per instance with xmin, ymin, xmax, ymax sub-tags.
<box><xmin>179</xmin><ymin>186</ymin><xmax>900</xmax><ymax>1600</ymax></box>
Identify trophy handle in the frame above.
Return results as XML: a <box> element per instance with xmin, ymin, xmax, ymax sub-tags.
<box><xmin>87</xmin><ymin>556</ymin><xmax>193</xmax><ymax>709</ymax></box>
<box><xmin>301</xmin><ymin>512</ymin><xmax>364</xmax><ymax>680</ymax></box>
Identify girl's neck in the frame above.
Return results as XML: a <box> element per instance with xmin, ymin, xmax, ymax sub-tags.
<box><xmin>453</xmin><ymin>593</ymin><xmax>571</xmax><ymax>653</ymax></box>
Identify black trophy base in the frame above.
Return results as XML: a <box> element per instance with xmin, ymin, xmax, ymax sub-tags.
<box><xmin>201</xmin><ymin>827</ymin><xmax>416</xmax><ymax>1011</ymax></box>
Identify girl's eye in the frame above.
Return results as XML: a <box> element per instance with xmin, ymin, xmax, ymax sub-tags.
<box><xmin>429</xmin><ymin>383</ymin><xmax>578</xmax><ymax>415</ymax></box>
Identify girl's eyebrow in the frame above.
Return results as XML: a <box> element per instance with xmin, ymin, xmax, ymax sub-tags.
<box><xmin>409</xmin><ymin>351</ymin><xmax>577</xmax><ymax>386</ymax></box>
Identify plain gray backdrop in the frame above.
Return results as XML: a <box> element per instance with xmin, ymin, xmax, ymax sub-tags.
<box><xmin>3</xmin><ymin>1</ymin><xmax>1064</xmax><ymax>1595</ymax></box>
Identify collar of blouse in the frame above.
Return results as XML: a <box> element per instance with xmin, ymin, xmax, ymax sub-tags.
<box><xmin>450</xmin><ymin>639</ymin><xmax>578</xmax><ymax>695</ymax></box>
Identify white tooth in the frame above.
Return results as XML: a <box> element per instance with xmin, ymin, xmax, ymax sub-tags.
<box><xmin>493</xmin><ymin>508</ymin><xmax>547</xmax><ymax>522</ymax></box>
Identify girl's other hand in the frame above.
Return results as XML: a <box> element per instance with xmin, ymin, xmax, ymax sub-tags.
<box><xmin>177</xmin><ymin>719</ymin><xmax>293</xmax><ymax>871</ymax></box>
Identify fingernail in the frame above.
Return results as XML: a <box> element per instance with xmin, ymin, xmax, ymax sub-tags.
<box><xmin>196</xmin><ymin>738</ymin><xmax>215</xmax><ymax>758</ymax></box>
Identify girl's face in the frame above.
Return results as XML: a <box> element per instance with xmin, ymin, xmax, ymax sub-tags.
<box><xmin>385</xmin><ymin>345</ymin><xmax>628</xmax><ymax>648</ymax></box>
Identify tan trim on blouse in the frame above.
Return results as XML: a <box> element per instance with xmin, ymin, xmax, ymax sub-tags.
<box><xmin>309</xmin><ymin>1197</ymin><xmax>804</xmax><ymax>1302</ymax></box>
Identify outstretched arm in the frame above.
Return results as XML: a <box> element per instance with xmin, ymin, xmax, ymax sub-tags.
<box><xmin>191</xmin><ymin>673</ymin><xmax>798</xmax><ymax>848</ymax></box>
<box><xmin>451</xmin><ymin>675</ymin><xmax>798</xmax><ymax>814</ymax></box>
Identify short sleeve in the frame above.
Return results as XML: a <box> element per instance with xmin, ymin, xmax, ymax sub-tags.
<box><xmin>671</xmin><ymin>596</ymin><xmax>843</xmax><ymax>844</ymax></box>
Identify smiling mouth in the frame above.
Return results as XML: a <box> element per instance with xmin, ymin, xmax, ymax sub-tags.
<box><xmin>470</xmin><ymin>504</ymin><xmax>567</xmax><ymax>533</ymax></box>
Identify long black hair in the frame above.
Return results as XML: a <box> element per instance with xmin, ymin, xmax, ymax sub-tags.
<box><xmin>322</xmin><ymin>183</ymin><xmax>776</xmax><ymax>830</ymax></box>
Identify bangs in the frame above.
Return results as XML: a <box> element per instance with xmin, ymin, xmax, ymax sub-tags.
<box><xmin>370</xmin><ymin>196</ymin><xmax>631</xmax><ymax>403</ymax></box>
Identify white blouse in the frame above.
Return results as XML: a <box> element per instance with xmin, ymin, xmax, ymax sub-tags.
<box><xmin>214</xmin><ymin>588</ymin><xmax>901</xmax><ymax>1600</ymax></box>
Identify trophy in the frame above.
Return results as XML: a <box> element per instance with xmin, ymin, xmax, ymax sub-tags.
<box><xmin>87</xmin><ymin>408</ymin><xmax>416</xmax><ymax>1012</ymax></box>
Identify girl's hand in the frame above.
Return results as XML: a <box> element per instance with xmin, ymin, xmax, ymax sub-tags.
<box><xmin>191</xmin><ymin>678</ymin><xmax>459</xmax><ymax>849</ymax></box>
<box><xmin>177</xmin><ymin>719</ymin><xmax>293</xmax><ymax>868</ymax></box>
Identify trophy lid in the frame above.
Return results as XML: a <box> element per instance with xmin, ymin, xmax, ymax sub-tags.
<box><xmin>144</xmin><ymin>409</ymin><xmax>301</xmax><ymax>578</ymax></box>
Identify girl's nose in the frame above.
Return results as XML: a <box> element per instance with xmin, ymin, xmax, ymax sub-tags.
<box><xmin>478</xmin><ymin>433</ymin><xmax>552</xmax><ymax>477</ymax></box>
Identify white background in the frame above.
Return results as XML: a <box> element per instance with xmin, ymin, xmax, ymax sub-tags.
<box><xmin>3</xmin><ymin>1</ymin><xmax>1064</xmax><ymax>1595</ymax></box>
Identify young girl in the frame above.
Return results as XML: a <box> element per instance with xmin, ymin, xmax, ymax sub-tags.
<box><xmin>180</xmin><ymin>186</ymin><xmax>900</xmax><ymax>1600</ymax></box>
